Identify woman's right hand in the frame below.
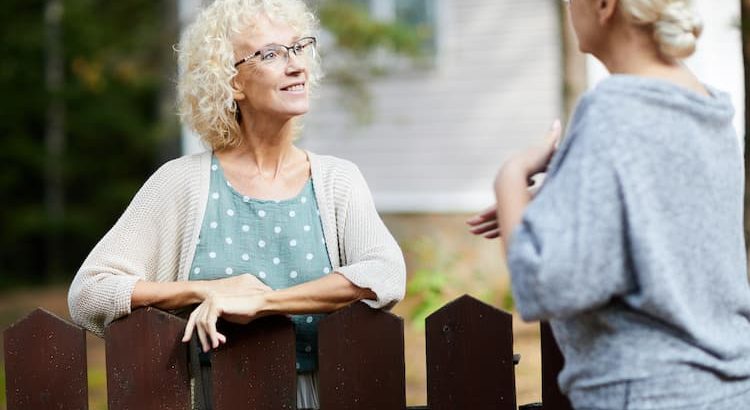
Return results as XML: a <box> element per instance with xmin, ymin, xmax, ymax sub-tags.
<box><xmin>197</xmin><ymin>273</ymin><xmax>272</xmax><ymax>300</ymax></box>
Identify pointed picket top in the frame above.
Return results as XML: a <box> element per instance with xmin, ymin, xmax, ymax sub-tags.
<box><xmin>4</xmin><ymin>308</ymin><xmax>88</xmax><ymax>410</ymax></box>
<box><xmin>318</xmin><ymin>302</ymin><xmax>406</xmax><ymax>410</ymax></box>
<box><xmin>105</xmin><ymin>307</ymin><xmax>190</xmax><ymax>410</ymax></box>
<box><xmin>426</xmin><ymin>294</ymin><xmax>516</xmax><ymax>410</ymax></box>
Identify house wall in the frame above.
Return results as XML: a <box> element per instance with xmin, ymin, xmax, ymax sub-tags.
<box><xmin>298</xmin><ymin>0</ymin><xmax>562</xmax><ymax>212</ymax></box>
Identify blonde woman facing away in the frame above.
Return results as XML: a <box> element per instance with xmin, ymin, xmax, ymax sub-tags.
<box><xmin>469</xmin><ymin>0</ymin><xmax>750</xmax><ymax>409</ymax></box>
<box><xmin>67</xmin><ymin>1</ymin><xmax>406</xmax><ymax>408</ymax></box>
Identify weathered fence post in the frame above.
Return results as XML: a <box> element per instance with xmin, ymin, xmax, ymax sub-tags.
<box><xmin>105</xmin><ymin>307</ymin><xmax>191</xmax><ymax>410</ymax></box>
<box><xmin>318</xmin><ymin>302</ymin><xmax>406</xmax><ymax>410</ymax></box>
<box><xmin>425</xmin><ymin>295</ymin><xmax>516</xmax><ymax>410</ymax></box>
<box><xmin>3</xmin><ymin>308</ymin><xmax>88</xmax><ymax>410</ymax></box>
<box><xmin>210</xmin><ymin>315</ymin><xmax>296</xmax><ymax>409</ymax></box>
<box><xmin>540</xmin><ymin>322</ymin><xmax>573</xmax><ymax>410</ymax></box>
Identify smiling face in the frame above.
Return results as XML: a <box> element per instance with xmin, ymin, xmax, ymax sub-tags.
<box><xmin>232</xmin><ymin>16</ymin><xmax>310</xmax><ymax>123</ymax></box>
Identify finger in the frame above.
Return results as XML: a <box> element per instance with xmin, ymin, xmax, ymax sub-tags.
<box><xmin>469</xmin><ymin>220</ymin><xmax>499</xmax><ymax>235</ymax></box>
<box><xmin>467</xmin><ymin>205</ymin><xmax>497</xmax><ymax>225</ymax></box>
<box><xmin>197</xmin><ymin>324</ymin><xmax>210</xmax><ymax>353</ymax></box>
<box><xmin>182</xmin><ymin>309</ymin><xmax>199</xmax><ymax>342</ymax></box>
<box><xmin>217</xmin><ymin>333</ymin><xmax>227</xmax><ymax>344</ymax></box>
<box><xmin>208</xmin><ymin>317</ymin><xmax>220</xmax><ymax>349</ymax></box>
<box><xmin>547</xmin><ymin>119</ymin><xmax>562</xmax><ymax>147</ymax></box>
<box><xmin>195</xmin><ymin>307</ymin><xmax>210</xmax><ymax>352</ymax></box>
<box><xmin>483</xmin><ymin>229</ymin><xmax>501</xmax><ymax>239</ymax></box>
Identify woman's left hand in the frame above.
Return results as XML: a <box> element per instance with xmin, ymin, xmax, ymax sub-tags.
<box><xmin>181</xmin><ymin>292</ymin><xmax>270</xmax><ymax>352</ymax></box>
<box><xmin>505</xmin><ymin>119</ymin><xmax>561</xmax><ymax>178</ymax></box>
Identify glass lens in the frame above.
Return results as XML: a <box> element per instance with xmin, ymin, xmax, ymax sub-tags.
<box><xmin>259</xmin><ymin>46</ymin><xmax>286</xmax><ymax>63</ymax></box>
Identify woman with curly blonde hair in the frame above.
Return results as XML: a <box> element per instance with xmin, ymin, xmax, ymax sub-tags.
<box><xmin>470</xmin><ymin>0</ymin><xmax>750</xmax><ymax>408</ymax></box>
<box><xmin>68</xmin><ymin>0</ymin><xmax>406</xmax><ymax>408</ymax></box>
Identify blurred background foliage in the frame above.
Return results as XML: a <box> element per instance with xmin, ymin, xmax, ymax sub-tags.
<box><xmin>0</xmin><ymin>0</ymin><xmax>426</xmax><ymax>288</ymax></box>
<box><xmin>1</xmin><ymin>0</ymin><xmax>170</xmax><ymax>287</ymax></box>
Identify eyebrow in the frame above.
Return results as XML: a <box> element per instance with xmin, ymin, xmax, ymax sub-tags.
<box><xmin>258</xmin><ymin>36</ymin><xmax>302</xmax><ymax>49</ymax></box>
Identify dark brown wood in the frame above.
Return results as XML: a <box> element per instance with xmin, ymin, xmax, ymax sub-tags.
<box><xmin>210</xmin><ymin>315</ymin><xmax>296</xmax><ymax>409</ymax></box>
<box><xmin>742</xmin><ymin>0</ymin><xmax>750</xmax><ymax>268</ymax></box>
<box><xmin>3</xmin><ymin>308</ymin><xmax>88</xmax><ymax>410</ymax></box>
<box><xmin>318</xmin><ymin>302</ymin><xmax>406</xmax><ymax>410</ymax></box>
<box><xmin>105</xmin><ymin>307</ymin><xmax>190</xmax><ymax>410</ymax></box>
<box><xmin>425</xmin><ymin>295</ymin><xmax>516</xmax><ymax>410</ymax></box>
<box><xmin>540</xmin><ymin>322</ymin><xmax>573</xmax><ymax>410</ymax></box>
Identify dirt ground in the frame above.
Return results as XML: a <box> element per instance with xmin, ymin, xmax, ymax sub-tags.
<box><xmin>0</xmin><ymin>285</ymin><xmax>542</xmax><ymax>410</ymax></box>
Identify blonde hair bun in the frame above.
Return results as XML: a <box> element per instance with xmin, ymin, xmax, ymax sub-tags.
<box><xmin>622</xmin><ymin>0</ymin><xmax>703</xmax><ymax>59</ymax></box>
<box><xmin>653</xmin><ymin>2</ymin><xmax>703</xmax><ymax>59</ymax></box>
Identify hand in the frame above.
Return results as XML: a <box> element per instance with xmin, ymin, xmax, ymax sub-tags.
<box><xmin>467</xmin><ymin>174</ymin><xmax>550</xmax><ymax>240</ymax></box>
<box><xmin>506</xmin><ymin>119</ymin><xmax>562</xmax><ymax>178</ymax></box>
<box><xmin>197</xmin><ymin>273</ymin><xmax>272</xmax><ymax>300</ymax></box>
<box><xmin>466</xmin><ymin>205</ymin><xmax>501</xmax><ymax>239</ymax></box>
<box><xmin>181</xmin><ymin>292</ymin><xmax>270</xmax><ymax>352</ymax></box>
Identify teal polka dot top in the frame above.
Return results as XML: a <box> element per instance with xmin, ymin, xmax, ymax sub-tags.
<box><xmin>189</xmin><ymin>154</ymin><xmax>332</xmax><ymax>373</ymax></box>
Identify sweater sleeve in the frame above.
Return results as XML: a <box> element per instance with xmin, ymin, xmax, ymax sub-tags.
<box><xmin>334</xmin><ymin>163</ymin><xmax>406</xmax><ymax>309</ymax></box>
<box><xmin>67</xmin><ymin>160</ymin><xmax>189</xmax><ymax>337</ymax></box>
<box><xmin>507</xmin><ymin>109</ymin><xmax>635</xmax><ymax>322</ymax></box>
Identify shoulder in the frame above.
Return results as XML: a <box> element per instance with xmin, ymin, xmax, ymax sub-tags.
<box><xmin>309</xmin><ymin>152</ymin><xmax>366</xmax><ymax>186</ymax></box>
<box><xmin>136</xmin><ymin>152</ymin><xmax>210</xmax><ymax>202</ymax></box>
<box><xmin>309</xmin><ymin>152</ymin><xmax>360</xmax><ymax>174</ymax></box>
<box><xmin>148</xmin><ymin>152</ymin><xmax>207</xmax><ymax>184</ymax></box>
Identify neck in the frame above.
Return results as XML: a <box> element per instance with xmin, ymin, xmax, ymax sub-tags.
<box><xmin>221</xmin><ymin>114</ymin><xmax>301</xmax><ymax>179</ymax></box>
<box><xmin>595</xmin><ymin>24</ymin><xmax>682</xmax><ymax>79</ymax></box>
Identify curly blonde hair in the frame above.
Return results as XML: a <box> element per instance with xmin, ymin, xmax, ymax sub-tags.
<box><xmin>177</xmin><ymin>0</ymin><xmax>321</xmax><ymax>150</ymax></box>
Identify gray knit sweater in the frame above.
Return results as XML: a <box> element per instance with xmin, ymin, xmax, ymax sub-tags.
<box><xmin>508</xmin><ymin>75</ymin><xmax>750</xmax><ymax>408</ymax></box>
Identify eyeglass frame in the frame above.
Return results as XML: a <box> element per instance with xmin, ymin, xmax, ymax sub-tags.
<box><xmin>233</xmin><ymin>36</ymin><xmax>317</xmax><ymax>68</ymax></box>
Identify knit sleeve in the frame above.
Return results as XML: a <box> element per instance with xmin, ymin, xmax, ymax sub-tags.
<box><xmin>334</xmin><ymin>163</ymin><xmax>406</xmax><ymax>309</ymax></box>
<box><xmin>67</xmin><ymin>159</ymin><xmax>192</xmax><ymax>336</ymax></box>
<box><xmin>507</xmin><ymin>107</ymin><xmax>635</xmax><ymax>322</ymax></box>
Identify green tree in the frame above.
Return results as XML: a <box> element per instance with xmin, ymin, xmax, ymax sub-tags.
<box><xmin>0</xmin><ymin>0</ymin><xmax>172</xmax><ymax>285</ymax></box>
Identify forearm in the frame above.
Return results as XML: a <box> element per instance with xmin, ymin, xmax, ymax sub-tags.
<box><xmin>496</xmin><ymin>159</ymin><xmax>533</xmax><ymax>254</ymax></box>
<box><xmin>261</xmin><ymin>273</ymin><xmax>377</xmax><ymax>315</ymax></box>
<box><xmin>131</xmin><ymin>280</ymin><xmax>206</xmax><ymax>310</ymax></box>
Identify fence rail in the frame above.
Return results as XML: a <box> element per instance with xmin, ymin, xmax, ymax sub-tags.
<box><xmin>3</xmin><ymin>295</ymin><xmax>572</xmax><ymax>410</ymax></box>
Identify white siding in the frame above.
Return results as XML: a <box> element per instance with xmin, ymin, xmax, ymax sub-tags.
<box><xmin>299</xmin><ymin>0</ymin><xmax>562</xmax><ymax>212</ymax></box>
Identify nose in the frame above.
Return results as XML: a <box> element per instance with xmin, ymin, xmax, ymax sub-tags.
<box><xmin>285</xmin><ymin>52</ymin><xmax>305</xmax><ymax>75</ymax></box>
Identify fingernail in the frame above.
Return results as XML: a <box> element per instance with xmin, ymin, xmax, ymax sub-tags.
<box><xmin>551</xmin><ymin>119</ymin><xmax>561</xmax><ymax>133</ymax></box>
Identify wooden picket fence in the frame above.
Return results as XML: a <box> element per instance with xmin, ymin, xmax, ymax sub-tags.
<box><xmin>3</xmin><ymin>295</ymin><xmax>573</xmax><ymax>410</ymax></box>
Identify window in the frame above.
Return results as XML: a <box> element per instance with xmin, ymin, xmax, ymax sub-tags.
<box><xmin>356</xmin><ymin>0</ymin><xmax>438</xmax><ymax>58</ymax></box>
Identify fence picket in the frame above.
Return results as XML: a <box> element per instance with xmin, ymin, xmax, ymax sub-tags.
<box><xmin>540</xmin><ymin>322</ymin><xmax>573</xmax><ymax>410</ymax></box>
<box><xmin>426</xmin><ymin>295</ymin><xmax>516</xmax><ymax>410</ymax></box>
<box><xmin>3</xmin><ymin>308</ymin><xmax>88</xmax><ymax>410</ymax></box>
<box><xmin>318</xmin><ymin>302</ymin><xmax>406</xmax><ymax>410</ymax></box>
<box><xmin>105</xmin><ymin>307</ymin><xmax>190</xmax><ymax>410</ymax></box>
<box><xmin>210</xmin><ymin>315</ymin><xmax>296</xmax><ymax>409</ymax></box>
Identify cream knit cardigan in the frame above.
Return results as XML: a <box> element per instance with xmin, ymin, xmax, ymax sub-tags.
<box><xmin>68</xmin><ymin>151</ymin><xmax>406</xmax><ymax>336</ymax></box>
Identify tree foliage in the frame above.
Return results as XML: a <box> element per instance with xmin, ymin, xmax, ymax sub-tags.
<box><xmin>0</xmin><ymin>0</ymin><xmax>170</xmax><ymax>285</ymax></box>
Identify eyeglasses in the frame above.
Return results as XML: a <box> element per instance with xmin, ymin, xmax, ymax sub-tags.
<box><xmin>234</xmin><ymin>37</ymin><xmax>317</xmax><ymax>68</ymax></box>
